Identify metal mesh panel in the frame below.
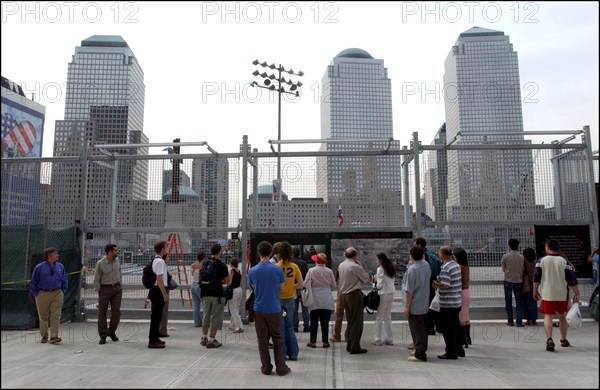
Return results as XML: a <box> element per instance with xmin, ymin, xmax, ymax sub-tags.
<box><xmin>553</xmin><ymin>148</ymin><xmax>592</xmax><ymax>221</ymax></box>
<box><xmin>249</xmin><ymin>153</ymin><xmax>405</xmax><ymax>229</ymax></box>
<box><xmin>418</xmin><ymin>138</ymin><xmax>596</xmax><ymax>303</ymax></box>
<box><xmin>2</xmin><ymin>134</ymin><xmax>597</xmax><ymax>318</ymax></box>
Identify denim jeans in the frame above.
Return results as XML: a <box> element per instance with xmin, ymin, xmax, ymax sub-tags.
<box><xmin>504</xmin><ymin>281</ymin><xmax>524</xmax><ymax>325</ymax></box>
<box><xmin>522</xmin><ymin>291</ymin><xmax>538</xmax><ymax>321</ymax></box>
<box><xmin>191</xmin><ymin>283</ymin><xmax>202</xmax><ymax>327</ymax></box>
<box><xmin>280</xmin><ymin>298</ymin><xmax>299</xmax><ymax>358</ymax></box>
<box><xmin>293</xmin><ymin>295</ymin><xmax>310</xmax><ymax>330</ymax></box>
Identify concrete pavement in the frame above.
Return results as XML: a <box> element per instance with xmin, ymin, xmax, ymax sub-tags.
<box><xmin>2</xmin><ymin>318</ymin><xmax>598</xmax><ymax>388</ymax></box>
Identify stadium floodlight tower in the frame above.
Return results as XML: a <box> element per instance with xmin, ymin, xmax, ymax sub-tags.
<box><xmin>250</xmin><ymin>59</ymin><xmax>304</xmax><ymax>181</ymax></box>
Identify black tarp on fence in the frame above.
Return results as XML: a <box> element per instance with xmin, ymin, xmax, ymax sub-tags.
<box><xmin>1</xmin><ymin>225</ymin><xmax>83</xmax><ymax>329</ymax></box>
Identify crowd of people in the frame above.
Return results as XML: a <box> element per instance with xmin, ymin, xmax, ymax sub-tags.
<box><xmin>28</xmin><ymin>236</ymin><xmax>589</xmax><ymax>374</ymax></box>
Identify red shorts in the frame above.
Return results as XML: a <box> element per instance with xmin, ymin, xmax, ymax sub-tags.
<box><xmin>539</xmin><ymin>300</ymin><xmax>569</xmax><ymax>314</ymax></box>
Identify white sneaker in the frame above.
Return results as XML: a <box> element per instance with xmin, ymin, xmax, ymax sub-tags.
<box><xmin>408</xmin><ymin>355</ymin><xmax>425</xmax><ymax>362</ymax></box>
<box><xmin>371</xmin><ymin>339</ymin><xmax>383</xmax><ymax>346</ymax></box>
<box><xmin>383</xmin><ymin>340</ymin><xmax>394</xmax><ymax>346</ymax></box>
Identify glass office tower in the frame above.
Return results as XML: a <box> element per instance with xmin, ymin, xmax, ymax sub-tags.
<box><xmin>443</xmin><ymin>27</ymin><xmax>539</xmax><ymax>249</ymax></box>
<box><xmin>317</xmin><ymin>48</ymin><xmax>401</xmax><ymax>227</ymax></box>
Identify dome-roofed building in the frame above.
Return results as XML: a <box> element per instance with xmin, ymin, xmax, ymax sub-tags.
<box><xmin>335</xmin><ymin>48</ymin><xmax>374</xmax><ymax>59</ymax></box>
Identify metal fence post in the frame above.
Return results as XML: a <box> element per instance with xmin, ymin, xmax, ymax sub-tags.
<box><xmin>240</xmin><ymin>136</ymin><xmax>250</xmax><ymax>319</ymax></box>
<box><xmin>252</xmin><ymin>148</ymin><xmax>259</xmax><ymax>229</ymax></box>
<box><xmin>412</xmin><ymin>132</ymin><xmax>422</xmax><ymax>237</ymax></box>
<box><xmin>584</xmin><ymin>125</ymin><xmax>599</xmax><ymax>246</ymax></box>
<box><xmin>110</xmin><ymin>160</ymin><xmax>119</xmax><ymax>244</ymax></box>
<box><xmin>551</xmin><ymin>144</ymin><xmax>563</xmax><ymax>220</ymax></box>
<box><xmin>75</xmin><ymin>141</ymin><xmax>90</xmax><ymax>321</ymax></box>
<box><xmin>402</xmin><ymin>146</ymin><xmax>411</xmax><ymax>227</ymax></box>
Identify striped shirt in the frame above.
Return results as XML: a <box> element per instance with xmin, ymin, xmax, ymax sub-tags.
<box><xmin>439</xmin><ymin>259</ymin><xmax>462</xmax><ymax>308</ymax></box>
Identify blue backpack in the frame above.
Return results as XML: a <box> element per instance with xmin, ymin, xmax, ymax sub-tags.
<box><xmin>425</xmin><ymin>250</ymin><xmax>442</xmax><ymax>278</ymax></box>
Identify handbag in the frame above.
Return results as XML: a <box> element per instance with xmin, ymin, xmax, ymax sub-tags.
<box><xmin>224</xmin><ymin>286</ymin><xmax>233</xmax><ymax>301</ymax></box>
<box><xmin>363</xmin><ymin>280</ymin><xmax>380</xmax><ymax>314</ymax></box>
<box><xmin>429</xmin><ymin>288</ymin><xmax>441</xmax><ymax>312</ymax></box>
<box><xmin>301</xmin><ymin>282</ymin><xmax>314</xmax><ymax>307</ymax></box>
<box><xmin>167</xmin><ymin>273</ymin><xmax>178</xmax><ymax>291</ymax></box>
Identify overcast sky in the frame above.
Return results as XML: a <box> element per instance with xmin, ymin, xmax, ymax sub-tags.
<box><xmin>2</xmin><ymin>1</ymin><xmax>598</xmax><ymax>158</ymax></box>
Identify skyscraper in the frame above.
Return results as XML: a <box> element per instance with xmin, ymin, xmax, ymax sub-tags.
<box><xmin>192</xmin><ymin>157</ymin><xmax>229</xmax><ymax>238</ymax></box>
<box><xmin>443</xmin><ymin>27</ymin><xmax>539</xmax><ymax>249</ymax></box>
<box><xmin>317</xmin><ymin>48</ymin><xmax>401</xmax><ymax>226</ymax></box>
<box><xmin>50</xmin><ymin>35</ymin><xmax>148</xmax><ymax>227</ymax></box>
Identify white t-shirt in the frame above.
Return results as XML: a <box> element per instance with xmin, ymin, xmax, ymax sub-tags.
<box><xmin>152</xmin><ymin>256</ymin><xmax>168</xmax><ymax>287</ymax></box>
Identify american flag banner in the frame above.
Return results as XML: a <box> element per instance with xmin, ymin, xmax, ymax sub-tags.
<box><xmin>338</xmin><ymin>205</ymin><xmax>344</xmax><ymax>227</ymax></box>
<box><xmin>2</xmin><ymin>112</ymin><xmax>37</xmax><ymax>157</ymax></box>
<box><xmin>115</xmin><ymin>211</ymin><xmax>121</xmax><ymax>226</ymax></box>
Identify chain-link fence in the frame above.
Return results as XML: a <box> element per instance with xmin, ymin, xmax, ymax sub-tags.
<box><xmin>2</xmin><ymin>129</ymin><xmax>598</xmax><ymax>326</ymax></box>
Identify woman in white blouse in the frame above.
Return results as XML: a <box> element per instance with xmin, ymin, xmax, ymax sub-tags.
<box><xmin>373</xmin><ymin>252</ymin><xmax>396</xmax><ymax>346</ymax></box>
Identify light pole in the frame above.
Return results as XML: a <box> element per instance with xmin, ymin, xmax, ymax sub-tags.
<box><xmin>250</xmin><ymin>60</ymin><xmax>304</xmax><ymax>181</ymax></box>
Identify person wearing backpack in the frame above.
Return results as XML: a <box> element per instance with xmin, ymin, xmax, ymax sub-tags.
<box><xmin>199</xmin><ymin>243</ymin><xmax>230</xmax><ymax>349</ymax></box>
<box><xmin>148</xmin><ymin>240</ymin><xmax>169</xmax><ymax>349</ymax></box>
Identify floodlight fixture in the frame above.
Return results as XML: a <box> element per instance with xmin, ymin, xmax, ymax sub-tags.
<box><xmin>250</xmin><ymin>59</ymin><xmax>305</xmax><ymax>180</ymax></box>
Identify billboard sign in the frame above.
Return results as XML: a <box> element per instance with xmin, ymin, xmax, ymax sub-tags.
<box><xmin>1</xmin><ymin>96</ymin><xmax>45</xmax><ymax>158</ymax></box>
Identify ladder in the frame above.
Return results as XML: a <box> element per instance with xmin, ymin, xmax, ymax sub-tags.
<box><xmin>165</xmin><ymin>233</ymin><xmax>191</xmax><ymax>306</ymax></box>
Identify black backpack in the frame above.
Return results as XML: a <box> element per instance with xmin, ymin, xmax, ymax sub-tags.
<box><xmin>142</xmin><ymin>258</ymin><xmax>157</xmax><ymax>289</ymax></box>
<box><xmin>199</xmin><ymin>258</ymin><xmax>220</xmax><ymax>293</ymax></box>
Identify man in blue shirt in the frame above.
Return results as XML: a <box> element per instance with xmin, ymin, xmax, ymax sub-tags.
<box><xmin>29</xmin><ymin>247</ymin><xmax>68</xmax><ymax>344</ymax></box>
<box><xmin>404</xmin><ymin>246</ymin><xmax>432</xmax><ymax>362</ymax></box>
<box><xmin>248</xmin><ymin>241</ymin><xmax>290</xmax><ymax>376</ymax></box>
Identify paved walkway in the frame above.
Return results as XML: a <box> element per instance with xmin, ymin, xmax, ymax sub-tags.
<box><xmin>2</xmin><ymin>319</ymin><xmax>598</xmax><ymax>388</ymax></box>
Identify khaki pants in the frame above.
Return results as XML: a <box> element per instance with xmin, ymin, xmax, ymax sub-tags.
<box><xmin>332</xmin><ymin>289</ymin><xmax>345</xmax><ymax>340</ymax></box>
<box><xmin>35</xmin><ymin>290</ymin><xmax>64</xmax><ymax>338</ymax></box>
